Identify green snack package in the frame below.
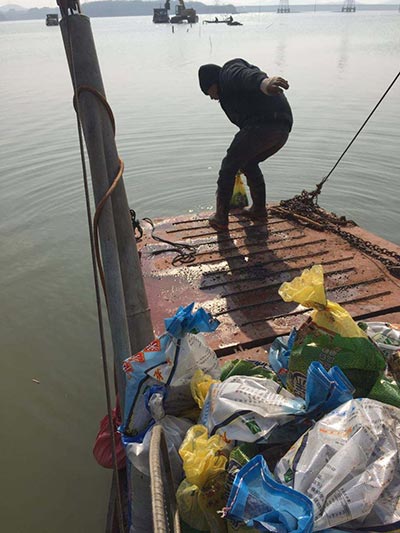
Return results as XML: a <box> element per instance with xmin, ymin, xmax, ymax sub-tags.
<box><xmin>225</xmin><ymin>444</ymin><xmax>265</xmax><ymax>533</ymax></box>
<box><xmin>220</xmin><ymin>359</ymin><xmax>275</xmax><ymax>381</ymax></box>
<box><xmin>225</xmin><ymin>443</ymin><xmax>258</xmax><ymax>502</ymax></box>
<box><xmin>368</xmin><ymin>376</ymin><xmax>400</xmax><ymax>408</ymax></box>
<box><xmin>229</xmin><ymin>443</ymin><xmax>258</xmax><ymax>468</ymax></box>
<box><xmin>287</xmin><ymin>330</ymin><xmax>386</xmax><ymax>398</ymax></box>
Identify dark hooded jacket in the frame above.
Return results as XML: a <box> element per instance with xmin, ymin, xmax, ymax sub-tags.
<box><xmin>218</xmin><ymin>58</ymin><xmax>293</xmax><ymax>131</ymax></box>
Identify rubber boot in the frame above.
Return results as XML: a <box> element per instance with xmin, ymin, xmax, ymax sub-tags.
<box><xmin>209</xmin><ymin>191</ymin><xmax>230</xmax><ymax>231</ymax></box>
<box><xmin>242</xmin><ymin>181</ymin><xmax>267</xmax><ymax>220</ymax></box>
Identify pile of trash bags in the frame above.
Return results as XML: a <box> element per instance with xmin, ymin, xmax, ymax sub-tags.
<box><xmin>119</xmin><ymin>265</ymin><xmax>400</xmax><ymax>533</ymax></box>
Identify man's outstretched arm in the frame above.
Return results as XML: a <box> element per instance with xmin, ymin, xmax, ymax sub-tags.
<box><xmin>260</xmin><ymin>76</ymin><xmax>289</xmax><ymax>95</ymax></box>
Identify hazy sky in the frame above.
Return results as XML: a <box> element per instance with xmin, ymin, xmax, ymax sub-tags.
<box><xmin>1</xmin><ymin>0</ymin><xmax>393</xmax><ymax>11</ymax></box>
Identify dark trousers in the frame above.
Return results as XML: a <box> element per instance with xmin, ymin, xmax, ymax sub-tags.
<box><xmin>217</xmin><ymin>123</ymin><xmax>290</xmax><ymax>208</ymax></box>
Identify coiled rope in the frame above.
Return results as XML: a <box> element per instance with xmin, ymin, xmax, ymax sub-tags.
<box><xmin>142</xmin><ymin>217</ymin><xmax>198</xmax><ymax>265</ymax></box>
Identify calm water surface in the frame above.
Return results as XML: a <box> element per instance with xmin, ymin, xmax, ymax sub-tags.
<box><xmin>1</xmin><ymin>10</ymin><xmax>399</xmax><ymax>532</ymax></box>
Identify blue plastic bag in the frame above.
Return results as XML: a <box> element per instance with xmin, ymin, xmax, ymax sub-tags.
<box><xmin>269</xmin><ymin>329</ymin><xmax>297</xmax><ymax>386</ymax></box>
<box><xmin>121</xmin><ymin>303</ymin><xmax>220</xmax><ymax>439</ymax></box>
<box><xmin>224</xmin><ymin>455</ymin><xmax>314</xmax><ymax>532</ymax></box>
<box><xmin>201</xmin><ymin>362</ymin><xmax>353</xmax><ymax>444</ymax></box>
<box><xmin>305</xmin><ymin>362</ymin><xmax>354</xmax><ymax>418</ymax></box>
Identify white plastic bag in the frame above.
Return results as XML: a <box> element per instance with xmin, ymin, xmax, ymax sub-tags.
<box><xmin>201</xmin><ymin>376</ymin><xmax>305</xmax><ymax>442</ymax></box>
<box><xmin>122</xmin><ymin>303</ymin><xmax>220</xmax><ymax>438</ymax></box>
<box><xmin>125</xmin><ymin>392</ymin><xmax>192</xmax><ymax>487</ymax></box>
<box><xmin>149</xmin><ymin>332</ymin><xmax>221</xmax><ymax>417</ymax></box>
<box><xmin>360</xmin><ymin>321</ymin><xmax>400</xmax><ymax>356</ymax></box>
<box><xmin>275</xmin><ymin>398</ymin><xmax>400</xmax><ymax>531</ymax></box>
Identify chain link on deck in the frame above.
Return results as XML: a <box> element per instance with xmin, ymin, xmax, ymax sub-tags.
<box><xmin>130</xmin><ymin>209</ymin><xmax>144</xmax><ymax>241</ymax></box>
<box><xmin>270</xmin><ymin>70</ymin><xmax>400</xmax><ymax>277</ymax></box>
<box><xmin>271</xmin><ymin>190</ymin><xmax>400</xmax><ymax>278</ymax></box>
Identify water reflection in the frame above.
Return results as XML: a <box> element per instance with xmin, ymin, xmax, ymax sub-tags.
<box><xmin>337</xmin><ymin>23</ymin><xmax>350</xmax><ymax>73</ymax></box>
<box><xmin>275</xmin><ymin>24</ymin><xmax>287</xmax><ymax>71</ymax></box>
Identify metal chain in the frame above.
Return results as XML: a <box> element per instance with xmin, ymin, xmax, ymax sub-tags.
<box><xmin>314</xmin><ymin>69</ymin><xmax>400</xmax><ymax>198</ymax></box>
<box><xmin>130</xmin><ymin>209</ymin><xmax>144</xmax><ymax>241</ymax></box>
<box><xmin>272</xmin><ymin>192</ymin><xmax>400</xmax><ymax>278</ymax></box>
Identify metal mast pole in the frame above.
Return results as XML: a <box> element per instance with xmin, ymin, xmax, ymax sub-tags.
<box><xmin>59</xmin><ymin>12</ymin><xmax>154</xmax><ymax>408</ymax></box>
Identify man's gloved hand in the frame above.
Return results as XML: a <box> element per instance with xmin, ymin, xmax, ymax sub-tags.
<box><xmin>260</xmin><ymin>76</ymin><xmax>289</xmax><ymax>95</ymax></box>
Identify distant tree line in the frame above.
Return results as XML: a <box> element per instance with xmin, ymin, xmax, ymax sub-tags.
<box><xmin>1</xmin><ymin>1</ymin><xmax>237</xmax><ymax>21</ymax></box>
<box><xmin>2</xmin><ymin>1</ymin><xmax>396</xmax><ymax>21</ymax></box>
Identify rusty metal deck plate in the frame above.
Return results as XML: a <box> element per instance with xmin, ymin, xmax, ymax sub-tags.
<box><xmin>138</xmin><ymin>209</ymin><xmax>400</xmax><ymax>357</ymax></box>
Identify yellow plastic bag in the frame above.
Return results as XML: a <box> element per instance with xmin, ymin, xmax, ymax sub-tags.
<box><xmin>191</xmin><ymin>369</ymin><xmax>219</xmax><ymax>409</ymax></box>
<box><xmin>177</xmin><ymin>425</ymin><xmax>230</xmax><ymax>532</ymax></box>
<box><xmin>230</xmin><ymin>172</ymin><xmax>249</xmax><ymax>208</ymax></box>
<box><xmin>179</xmin><ymin>425</ymin><xmax>229</xmax><ymax>488</ymax></box>
<box><xmin>177</xmin><ymin>473</ymin><xmax>228</xmax><ymax>532</ymax></box>
<box><xmin>279</xmin><ymin>264</ymin><xmax>366</xmax><ymax>338</ymax></box>
<box><xmin>177</xmin><ymin>479</ymin><xmax>210</xmax><ymax>532</ymax></box>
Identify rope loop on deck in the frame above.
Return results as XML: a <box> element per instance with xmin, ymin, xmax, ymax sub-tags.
<box><xmin>142</xmin><ymin>217</ymin><xmax>198</xmax><ymax>266</ymax></box>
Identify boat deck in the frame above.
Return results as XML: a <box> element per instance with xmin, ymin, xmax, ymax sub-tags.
<box><xmin>138</xmin><ymin>208</ymin><xmax>400</xmax><ymax>360</ymax></box>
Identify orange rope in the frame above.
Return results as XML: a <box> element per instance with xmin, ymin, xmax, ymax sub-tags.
<box><xmin>74</xmin><ymin>85</ymin><xmax>116</xmax><ymax>133</ymax></box>
<box><xmin>75</xmin><ymin>85</ymin><xmax>123</xmax><ymax>298</ymax></box>
<box><xmin>93</xmin><ymin>158</ymin><xmax>125</xmax><ymax>296</ymax></box>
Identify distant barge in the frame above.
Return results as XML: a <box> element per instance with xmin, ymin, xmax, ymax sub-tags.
<box><xmin>46</xmin><ymin>14</ymin><xmax>59</xmax><ymax>26</ymax></box>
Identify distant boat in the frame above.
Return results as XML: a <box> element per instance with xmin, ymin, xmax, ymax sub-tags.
<box><xmin>203</xmin><ymin>16</ymin><xmax>242</xmax><ymax>25</ymax></box>
<box><xmin>203</xmin><ymin>18</ymin><xmax>228</xmax><ymax>24</ymax></box>
<box><xmin>153</xmin><ymin>7</ymin><xmax>170</xmax><ymax>23</ymax></box>
<box><xmin>46</xmin><ymin>14</ymin><xmax>59</xmax><ymax>26</ymax></box>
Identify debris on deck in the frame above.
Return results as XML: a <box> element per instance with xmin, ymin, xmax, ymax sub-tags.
<box><xmin>113</xmin><ymin>210</ymin><xmax>400</xmax><ymax>532</ymax></box>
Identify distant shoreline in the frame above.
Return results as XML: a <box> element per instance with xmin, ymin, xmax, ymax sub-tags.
<box><xmin>1</xmin><ymin>1</ymin><xmax>398</xmax><ymax>22</ymax></box>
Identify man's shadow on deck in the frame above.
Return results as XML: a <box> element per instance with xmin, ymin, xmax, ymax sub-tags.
<box><xmin>200</xmin><ymin>212</ymin><xmax>299</xmax><ymax>349</ymax></box>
